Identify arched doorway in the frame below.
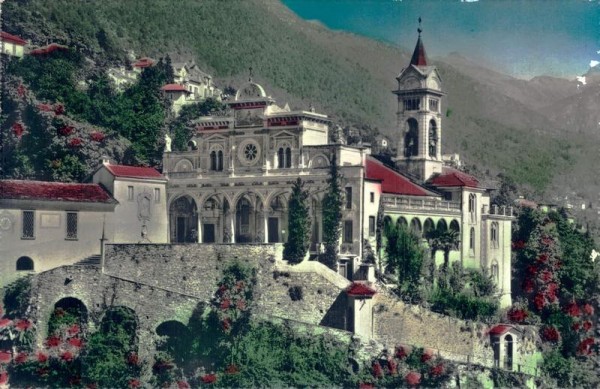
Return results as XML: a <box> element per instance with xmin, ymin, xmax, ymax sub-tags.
<box><xmin>267</xmin><ymin>193</ymin><xmax>288</xmax><ymax>243</ymax></box>
<box><xmin>201</xmin><ymin>195</ymin><xmax>224</xmax><ymax>243</ymax></box>
<box><xmin>50</xmin><ymin>297</ymin><xmax>88</xmax><ymax>336</ymax></box>
<box><xmin>235</xmin><ymin>193</ymin><xmax>264</xmax><ymax>243</ymax></box>
<box><xmin>505</xmin><ymin>334</ymin><xmax>514</xmax><ymax>370</ymax></box>
<box><xmin>16</xmin><ymin>256</ymin><xmax>34</xmax><ymax>271</ymax></box>
<box><xmin>169</xmin><ymin>195</ymin><xmax>198</xmax><ymax>243</ymax></box>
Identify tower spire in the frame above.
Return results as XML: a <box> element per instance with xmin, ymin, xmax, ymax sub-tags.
<box><xmin>410</xmin><ymin>17</ymin><xmax>428</xmax><ymax>67</ymax></box>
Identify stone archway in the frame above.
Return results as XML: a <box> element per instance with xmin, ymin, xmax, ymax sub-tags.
<box><xmin>49</xmin><ymin>297</ymin><xmax>88</xmax><ymax>335</ymax></box>
<box><xmin>267</xmin><ymin>192</ymin><xmax>289</xmax><ymax>243</ymax></box>
<box><xmin>235</xmin><ymin>192</ymin><xmax>264</xmax><ymax>243</ymax></box>
<box><xmin>200</xmin><ymin>195</ymin><xmax>224</xmax><ymax>243</ymax></box>
<box><xmin>155</xmin><ymin>320</ymin><xmax>192</xmax><ymax>367</ymax></box>
<box><xmin>169</xmin><ymin>195</ymin><xmax>198</xmax><ymax>243</ymax></box>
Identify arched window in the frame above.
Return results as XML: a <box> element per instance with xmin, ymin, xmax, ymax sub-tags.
<box><xmin>429</xmin><ymin>119</ymin><xmax>437</xmax><ymax>158</ymax></box>
<box><xmin>396</xmin><ymin>217</ymin><xmax>408</xmax><ymax>229</ymax></box>
<box><xmin>437</xmin><ymin>219</ymin><xmax>447</xmax><ymax>233</ymax></box>
<box><xmin>491</xmin><ymin>222</ymin><xmax>499</xmax><ymax>248</ymax></box>
<box><xmin>210</xmin><ymin>151</ymin><xmax>217</xmax><ymax>171</ymax></box>
<box><xmin>16</xmin><ymin>256</ymin><xmax>34</xmax><ymax>271</ymax></box>
<box><xmin>383</xmin><ymin>216</ymin><xmax>392</xmax><ymax>229</ymax></box>
<box><xmin>468</xmin><ymin>194</ymin><xmax>477</xmax><ymax>223</ymax></box>
<box><xmin>423</xmin><ymin>218</ymin><xmax>435</xmax><ymax>238</ymax></box>
<box><xmin>278</xmin><ymin>147</ymin><xmax>292</xmax><ymax>168</ymax></box>
<box><xmin>404</xmin><ymin>118</ymin><xmax>419</xmax><ymax>157</ymax></box>
<box><xmin>410</xmin><ymin>218</ymin><xmax>422</xmax><ymax>237</ymax></box>
<box><xmin>217</xmin><ymin>150</ymin><xmax>223</xmax><ymax>171</ymax></box>
<box><xmin>491</xmin><ymin>261</ymin><xmax>499</xmax><ymax>283</ymax></box>
<box><xmin>450</xmin><ymin>219</ymin><xmax>460</xmax><ymax>233</ymax></box>
<box><xmin>469</xmin><ymin>227</ymin><xmax>475</xmax><ymax>252</ymax></box>
<box><xmin>505</xmin><ymin>335</ymin><xmax>514</xmax><ymax>370</ymax></box>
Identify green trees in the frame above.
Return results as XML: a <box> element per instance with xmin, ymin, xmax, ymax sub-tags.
<box><xmin>168</xmin><ymin>98</ymin><xmax>225</xmax><ymax>151</ymax></box>
<box><xmin>283</xmin><ymin>178</ymin><xmax>312</xmax><ymax>264</ymax></box>
<box><xmin>320</xmin><ymin>150</ymin><xmax>343</xmax><ymax>270</ymax></box>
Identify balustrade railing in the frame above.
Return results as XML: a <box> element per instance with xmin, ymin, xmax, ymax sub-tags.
<box><xmin>382</xmin><ymin>196</ymin><xmax>461</xmax><ymax>212</ymax></box>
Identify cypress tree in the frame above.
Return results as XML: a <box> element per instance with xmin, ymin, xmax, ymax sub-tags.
<box><xmin>283</xmin><ymin>178</ymin><xmax>312</xmax><ymax>264</ymax></box>
<box><xmin>320</xmin><ymin>149</ymin><xmax>343</xmax><ymax>270</ymax></box>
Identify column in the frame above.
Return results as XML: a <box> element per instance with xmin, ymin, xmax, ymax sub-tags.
<box><xmin>263</xmin><ymin>211</ymin><xmax>269</xmax><ymax>243</ymax></box>
<box><xmin>197</xmin><ymin>215</ymin><xmax>203</xmax><ymax>243</ymax></box>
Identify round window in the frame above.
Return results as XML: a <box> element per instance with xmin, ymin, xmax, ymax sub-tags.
<box><xmin>237</xmin><ymin>139</ymin><xmax>261</xmax><ymax>166</ymax></box>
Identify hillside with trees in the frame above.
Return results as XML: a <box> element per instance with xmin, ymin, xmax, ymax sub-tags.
<box><xmin>2</xmin><ymin>0</ymin><xmax>599</xmax><ymax>200</ymax></box>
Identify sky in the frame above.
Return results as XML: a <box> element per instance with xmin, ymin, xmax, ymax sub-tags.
<box><xmin>283</xmin><ymin>0</ymin><xmax>600</xmax><ymax>79</ymax></box>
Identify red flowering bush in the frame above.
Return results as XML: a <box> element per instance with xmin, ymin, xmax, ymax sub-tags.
<box><xmin>541</xmin><ymin>326</ymin><xmax>560</xmax><ymax>343</ymax></box>
<box><xmin>512</xmin><ymin>240</ymin><xmax>526</xmax><ymax>250</ymax></box>
<box><xmin>54</xmin><ymin>103</ymin><xmax>65</xmax><ymax>115</ymax></box>
<box><xmin>565</xmin><ymin>302</ymin><xmax>581</xmax><ymax>317</ymax></box>
<box><xmin>17</xmin><ymin>84</ymin><xmax>27</xmax><ymax>98</ymax></box>
<box><xmin>405</xmin><ymin>371</ymin><xmax>421</xmax><ymax>387</ymax></box>
<box><xmin>58</xmin><ymin>125</ymin><xmax>74</xmax><ymax>136</ymax></box>
<box><xmin>15</xmin><ymin>319</ymin><xmax>32</xmax><ymax>332</ymax></box>
<box><xmin>577</xmin><ymin>337</ymin><xmax>595</xmax><ymax>355</ymax></box>
<box><xmin>68</xmin><ymin>138</ymin><xmax>83</xmax><ymax>148</ymax></box>
<box><xmin>582</xmin><ymin>304</ymin><xmax>594</xmax><ymax>316</ymax></box>
<box><xmin>394</xmin><ymin>345</ymin><xmax>408</xmax><ymax>359</ymax></box>
<box><xmin>90</xmin><ymin>131</ymin><xmax>105</xmax><ymax>142</ymax></box>
<box><xmin>127</xmin><ymin>352</ymin><xmax>139</xmax><ymax>366</ymax></box>
<box><xmin>582</xmin><ymin>320</ymin><xmax>593</xmax><ymax>332</ymax></box>
<box><xmin>37</xmin><ymin>103</ymin><xmax>54</xmax><ymax>112</ymax></box>
<box><xmin>430</xmin><ymin>363</ymin><xmax>444</xmax><ymax>376</ymax></box>
<box><xmin>201</xmin><ymin>373</ymin><xmax>217</xmax><ymax>384</ymax></box>
<box><xmin>507</xmin><ymin>307</ymin><xmax>528</xmax><ymax>323</ymax></box>
<box><xmin>0</xmin><ymin>351</ymin><xmax>11</xmax><ymax>363</ymax></box>
<box><xmin>371</xmin><ymin>361</ymin><xmax>383</xmax><ymax>378</ymax></box>
<box><xmin>177</xmin><ymin>380</ymin><xmax>191</xmax><ymax>389</ymax></box>
<box><xmin>128</xmin><ymin>378</ymin><xmax>141</xmax><ymax>388</ymax></box>
<box><xmin>387</xmin><ymin>358</ymin><xmax>397</xmax><ymax>375</ymax></box>
<box><xmin>420</xmin><ymin>349</ymin><xmax>434</xmax><ymax>363</ymax></box>
<box><xmin>12</xmin><ymin>122</ymin><xmax>24</xmax><ymax>137</ymax></box>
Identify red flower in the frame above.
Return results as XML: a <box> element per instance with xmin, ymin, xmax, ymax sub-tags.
<box><xmin>225</xmin><ymin>364</ymin><xmax>239</xmax><ymax>374</ymax></box>
<box><xmin>127</xmin><ymin>352</ymin><xmax>139</xmax><ymax>366</ymax></box>
<box><xmin>68</xmin><ymin>337</ymin><xmax>83</xmax><ymax>348</ymax></box>
<box><xmin>539</xmin><ymin>270</ymin><xmax>553</xmax><ymax>283</ymax></box>
<box><xmin>61</xmin><ymin>351</ymin><xmax>74</xmax><ymax>362</ymax></box>
<box><xmin>177</xmin><ymin>381</ymin><xmax>190</xmax><ymax>389</ymax></box>
<box><xmin>17</xmin><ymin>83</ymin><xmax>27</xmax><ymax>98</ymax></box>
<box><xmin>221</xmin><ymin>318</ymin><xmax>231</xmax><ymax>332</ymax></box>
<box><xmin>507</xmin><ymin>308</ymin><xmax>528</xmax><ymax>323</ymax></box>
<box><xmin>54</xmin><ymin>104</ymin><xmax>65</xmax><ymax>115</ymax></box>
<box><xmin>128</xmin><ymin>379</ymin><xmax>141</xmax><ymax>388</ymax></box>
<box><xmin>577</xmin><ymin>337</ymin><xmax>595</xmax><ymax>355</ymax></box>
<box><xmin>583</xmin><ymin>304</ymin><xmax>594</xmax><ymax>316</ymax></box>
<box><xmin>37</xmin><ymin>352</ymin><xmax>48</xmax><ymax>363</ymax></box>
<box><xmin>0</xmin><ymin>351</ymin><xmax>11</xmax><ymax>364</ymax></box>
<box><xmin>522</xmin><ymin>278</ymin><xmax>535</xmax><ymax>293</ymax></box>
<box><xmin>546</xmin><ymin>283</ymin><xmax>558</xmax><ymax>301</ymax></box>
<box><xmin>90</xmin><ymin>132</ymin><xmax>105</xmax><ymax>142</ymax></box>
<box><xmin>201</xmin><ymin>374</ymin><xmax>217</xmax><ymax>384</ymax></box>
<box><xmin>46</xmin><ymin>336</ymin><xmax>61</xmax><ymax>348</ymax></box>
<box><xmin>526</xmin><ymin>265</ymin><xmax>538</xmax><ymax>275</ymax></box>
<box><xmin>14</xmin><ymin>352</ymin><xmax>28</xmax><ymax>364</ymax></box>
<box><xmin>583</xmin><ymin>320</ymin><xmax>593</xmax><ymax>332</ymax></box>
<box><xmin>387</xmin><ymin>358</ymin><xmax>398</xmax><ymax>375</ymax></box>
<box><xmin>421</xmin><ymin>349</ymin><xmax>434</xmax><ymax>363</ymax></box>
<box><xmin>565</xmin><ymin>302</ymin><xmax>581</xmax><ymax>317</ymax></box>
<box><xmin>58</xmin><ymin>125</ymin><xmax>74</xmax><ymax>136</ymax></box>
<box><xmin>405</xmin><ymin>371</ymin><xmax>421</xmax><ymax>387</ymax></box>
<box><xmin>542</xmin><ymin>237</ymin><xmax>553</xmax><ymax>246</ymax></box>
<box><xmin>371</xmin><ymin>361</ymin><xmax>383</xmax><ymax>378</ymax></box>
<box><xmin>537</xmin><ymin>254</ymin><xmax>549</xmax><ymax>263</ymax></box>
<box><xmin>395</xmin><ymin>345</ymin><xmax>408</xmax><ymax>359</ymax></box>
<box><xmin>541</xmin><ymin>326</ymin><xmax>560</xmax><ymax>343</ymax></box>
<box><xmin>572</xmin><ymin>322</ymin><xmax>581</xmax><ymax>331</ymax></box>
<box><xmin>534</xmin><ymin>293</ymin><xmax>546</xmax><ymax>311</ymax></box>
<box><xmin>15</xmin><ymin>319</ymin><xmax>32</xmax><ymax>331</ymax></box>
<box><xmin>0</xmin><ymin>318</ymin><xmax>12</xmax><ymax>328</ymax></box>
<box><xmin>220</xmin><ymin>299</ymin><xmax>231</xmax><ymax>310</ymax></box>
<box><xmin>236</xmin><ymin>299</ymin><xmax>246</xmax><ymax>310</ymax></box>
<box><xmin>37</xmin><ymin>103</ymin><xmax>54</xmax><ymax>112</ymax></box>
<box><xmin>68</xmin><ymin>138</ymin><xmax>83</xmax><ymax>147</ymax></box>
<box><xmin>12</xmin><ymin>122</ymin><xmax>24</xmax><ymax>137</ymax></box>
<box><xmin>0</xmin><ymin>371</ymin><xmax>7</xmax><ymax>385</ymax></box>
<box><xmin>430</xmin><ymin>363</ymin><xmax>445</xmax><ymax>377</ymax></box>
<box><xmin>67</xmin><ymin>324</ymin><xmax>80</xmax><ymax>336</ymax></box>
<box><xmin>217</xmin><ymin>285</ymin><xmax>227</xmax><ymax>295</ymax></box>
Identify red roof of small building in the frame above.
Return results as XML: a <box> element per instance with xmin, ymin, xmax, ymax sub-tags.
<box><xmin>428</xmin><ymin>168</ymin><xmax>480</xmax><ymax>188</ymax></box>
<box><xmin>133</xmin><ymin>57</ymin><xmax>154</xmax><ymax>68</ymax></box>
<box><xmin>1</xmin><ymin>31</ymin><xmax>27</xmax><ymax>46</ymax></box>
<box><xmin>161</xmin><ymin>83</ymin><xmax>189</xmax><ymax>92</ymax></box>
<box><xmin>365</xmin><ymin>157</ymin><xmax>433</xmax><ymax>196</ymax></box>
<box><xmin>410</xmin><ymin>36</ymin><xmax>428</xmax><ymax>67</ymax></box>
<box><xmin>104</xmin><ymin>164</ymin><xmax>163</xmax><ymax>180</ymax></box>
<box><xmin>29</xmin><ymin>43</ymin><xmax>68</xmax><ymax>56</ymax></box>
<box><xmin>488</xmin><ymin>325</ymin><xmax>513</xmax><ymax>336</ymax></box>
<box><xmin>346</xmin><ymin>282</ymin><xmax>377</xmax><ymax>297</ymax></box>
<box><xmin>0</xmin><ymin>180</ymin><xmax>114</xmax><ymax>203</ymax></box>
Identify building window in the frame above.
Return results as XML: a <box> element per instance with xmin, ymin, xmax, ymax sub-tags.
<box><xmin>217</xmin><ymin>150</ymin><xmax>223</xmax><ymax>171</ymax></box>
<box><xmin>469</xmin><ymin>227</ymin><xmax>475</xmax><ymax>253</ymax></box>
<box><xmin>370</xmin><ymin>192</ymin><xmax>375</xmax><ymax>203</ymax></box>
<box><xmin>491</xmin><ymin>261</ymin><xmax>499</xmax><ymax>283</ymax></box>
<box><xmin>16</xmin><ymin>256</ymin><xmax>34</xmax><ymax>271</ymax></box>
<box><xmin>66</xmin><ymin>212</ymin><xmax>78</xmax><ymax>240</ymax></box>
<box><xmin>154</xmin><ymin>188</ymin><xmax>161</xmax><ymax>203</ymax></box>
<box><xmin>210</xmin><ymin>150</ymin><xmax>224</xmax><ymax>171</ymax></box>
<box><xmin>128</xmin><ymin>186</ymin><xmax>134</xmax><ymax>201</ymax></box>
<box><xmin>429</xmin><ymin>119</ymin><xmax>438</xmax><ymax>158</ymax></box>
<box><xmin>278</xmin><ymin>147</ymin><xmax>292</xmax><ymax>168</ymax></box>
<box><xmin>403</xmin><ymin>98</ymin><xmax>420</xmax><ymax>111</ymax></box>
<box><xmin>404</xmin><ymin>118</ymin><xmax>419</xmax><ymax>157</ymax></box>
<box><xmin>429</xmin><ymin>98</ymin><xmax>439</xmax><ymax>112</ymax></box>
<box><xmin>22</xmin><ymin>211</ymin><xmax>34</xmax><ymax>239</ymax></box>
<box><xmin>468</xmin><ymin>194</ymin><xmax>477</xmax><ymax>223</ymax></box>
<box><xmin>344</xmin><ymin>220</ymin><xmax>353</xmax><ymax>243</ymax></box>
<box><xmin>491</xmin><ymin>222</ymin><xmax>499</xmax><ymax>248</ymax></box>
<box><xmin>345</xmin><ymin>187</ymin><xmax>352</xmax><ymax>209</ymax></box>
<box><xmin>369</xmin><ymin>216</ymin><xmax>376</xmax><ymax>237</ymax></box>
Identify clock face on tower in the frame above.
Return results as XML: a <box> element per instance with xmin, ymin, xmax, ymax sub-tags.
<box><xmin>237</xmin><ymin>139</ymin><xmax>261</xmax><ymax>166</ymax></box>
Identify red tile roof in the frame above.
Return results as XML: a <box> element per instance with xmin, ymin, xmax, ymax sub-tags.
<box><xmin>488</xmin><ymin>325</ymin><xmax>513</xmax><ymax>336</ymax></box>
<box><xmin>1</xmin><ymin>31</ymin><xmax>27</xmax><ymax>46</ymax></box>
<box><xmin>428</xmin><ymin>168</ymin><xmax>480</xmax><ymax>188</ymax></box>
<box><xmin>346</xmin><ymin>282</ymin><xmax>377</xmax><ymax>297</ymax></box>
<box><xmin>410</xmin><ymin>36</ymin><xmax>428</xmax><ymax>67</ymax></box>
<box><xmin>161</xmin><ymin>83</ymin><xmax>189</xmax><ymax>92</ymax></box>
<box><xmin>105</xmin><ymin>164</ymin><xmax>163</xmax><ymax>179</ymax></box>
<box><xmin>365</xmin><ymin>156</ymin><xmax>433</xmax><ymax>196</ymax></box>
<box><xmin>29</xmin><ymin>43</ymin><xmax>68</xmax><ymax>56</ymax></box>
<box><xmin>133</xmin><ymin>57</ymin><xmax>154</xmax><ymax>68</ymax></box>
<box><xmin>0</xmin><ymin>180</ymin><xmax>115</xmax><ymax>203</ymax></box>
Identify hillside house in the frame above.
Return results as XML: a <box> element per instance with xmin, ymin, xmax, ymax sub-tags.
<box><xmin>1</xmin><ymin>31</ymin><xmax>27</xmax><ymax>58</ymax></box>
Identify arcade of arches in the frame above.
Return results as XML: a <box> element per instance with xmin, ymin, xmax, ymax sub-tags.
<box><xmin>168</xmin><ymin>192</ymin><xmax>322</xmax><ymax>247</ymax></box>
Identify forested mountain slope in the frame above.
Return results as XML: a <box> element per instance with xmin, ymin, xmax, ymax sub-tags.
<box><xmin>2</xmin><ymin>0</ymin><xmax>598</xmax><ymax>198</ymax></box>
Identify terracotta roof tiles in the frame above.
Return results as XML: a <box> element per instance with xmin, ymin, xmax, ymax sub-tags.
<box><xmin>346</xmin><ymin>282</ymin><xmax>377</xmax><ymax>297</ymax></box>
<box><xmin>0</xmin><ymin>180</ymin><xmax>115</xmax><ymax>203</ymax></box>
<box><xmin>428</xmin><ymin>168</ymin><xmax>480</xmax><ymax>188</ymax></box>
<box><xmin>105</xmin><ymin>164</ymin><xmax>163</xmax><ymax>180</ymax></box>
<box><xmin>365</xmin><ymin>156</ymin><xmax>433</xmax><ymax>196</ymax></box>
<box><xmin>1</xmin><ymin>31</ymin><xmax>27</xmax><ymax>46</ymax></box>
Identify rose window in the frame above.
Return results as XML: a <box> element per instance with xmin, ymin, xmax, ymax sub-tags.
<box><xmin>244</xmin><ymin>143</ymin><xmax>258</xmax><ymax>161</ymax></box>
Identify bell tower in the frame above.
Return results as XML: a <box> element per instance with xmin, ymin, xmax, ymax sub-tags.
<box><xmin>394</xmin><ymin>19</ymin><xmax>444</xmax><ymax>182</ymax></box>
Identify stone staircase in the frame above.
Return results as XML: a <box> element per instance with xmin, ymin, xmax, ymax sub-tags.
<box><xmin>73</xmin><ymin>254</ymin><xmax>101</xmax><ymax>267</ymax></box>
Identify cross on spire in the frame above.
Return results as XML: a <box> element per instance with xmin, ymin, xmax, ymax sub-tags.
<box><xmin>410</xmin><ymin>17</ymin><xmax>428</xmax><ymax>67</ymax></box>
